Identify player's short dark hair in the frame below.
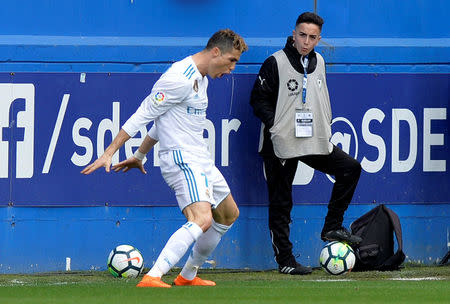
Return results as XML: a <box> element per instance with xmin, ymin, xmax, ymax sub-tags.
<box><xmin>296</xmin><ymin>12</ymin><xmax>324</xmax><ymax>30</ymax></box>
<box><xmin>206</xmin><ymin>29</ymin><xmax>248</xmax><ymax>54</ymax></box>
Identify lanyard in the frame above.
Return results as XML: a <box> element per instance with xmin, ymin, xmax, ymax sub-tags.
<box><xmin>301</xmin><ymin>55</ymin><xmax>309</xmax><ymax>104</ymax></box>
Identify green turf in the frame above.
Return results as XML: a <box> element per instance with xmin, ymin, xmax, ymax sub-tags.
<box><xmin>0</xmin><ymin>266</ymin><xmax>449</xmax><ymax>304</ymax></box>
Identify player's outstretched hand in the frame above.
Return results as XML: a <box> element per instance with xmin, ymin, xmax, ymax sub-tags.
<box><xmin>81</xmin><ymin>154</ymin><xmax>112</xmax><ymax>175</ymax></box>
<box><xmin>112</xmin><ymin>157</ymin><xmax>147</xmax><ymax>174</ymax></box>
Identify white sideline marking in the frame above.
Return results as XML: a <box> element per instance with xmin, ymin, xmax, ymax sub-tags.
<box><xmin>48</xmin><ymin>282</ymin><xmax>69</xmax><ymax>285</ymax></box>
<box><xmin>42</xmin><ymin>94</ymin><xmax>70</xmax><ymax>173</ymax></box>
<box><xmin>388</xmin><ymin>277</ymin><xmax>443</xmax><ymax>281</ymax></box>
<box><xmin>0</xmin><ymin>280</ymin><xmax>25</xmax><ymax>287</ymax></box>
<box><xmin>308</xmin><ymin>277</ymin><xmax>444</xmax><ymax>282</ymax></box>
<box><xmin>0</xmin><ymin>280</ymin><xmax>75</xmax><ymax>287</ymax></box>
<box><xmin>307</xmin><ymin>279</ymin><xmax>355</xmax><ymax>282</ymax></box>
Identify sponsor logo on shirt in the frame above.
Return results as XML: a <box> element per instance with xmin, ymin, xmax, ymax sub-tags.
<box><xmin>186</xmin><ymin>106</ymin><xmax>206</xmax><ymax>115</ymax></box>
<box><xmin>287</xmin><ymin>79</ymin><xmax>300</xmax><ymax>97</ymax></box>
<box><xmin>287</xmin><ymin>79</ymin><xmax>299</xmax><ymax>91</ymax></box>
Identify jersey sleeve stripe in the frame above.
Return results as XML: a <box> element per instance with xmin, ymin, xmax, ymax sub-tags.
<box><xmin>182</xmin><ymin>64</ymin><xmax>196</xmax><ymax>80</ymax></box>
<box><xmin>183</xmin><ymin>64</ymin><xmax>193</xmax><ymax>76</ymax></box>
<box><xmin>186</xmin><ymin>68</ymin><xmax>195</xmax><ymax>79</ymax></box>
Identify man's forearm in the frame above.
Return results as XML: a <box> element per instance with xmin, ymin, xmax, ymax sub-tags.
<box><xmin>137</xmin><ymin>135</ymin><xmax>158</xmax><ymax>154</ymax></box>
<box><xmin>104</xmin><ymin>129</ymin><xmax>131</xmax><ymax>157</ymax></box>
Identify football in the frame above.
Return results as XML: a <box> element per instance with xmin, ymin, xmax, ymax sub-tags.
<box><xmin>319</xmin><ymin>241</ymin><xmax>355</xmax><ymax>275</ymax></box>
<box><xmin>107</xmin><ymin>244</ymin><xmax>144</xmax><ymax>278</ymax></box>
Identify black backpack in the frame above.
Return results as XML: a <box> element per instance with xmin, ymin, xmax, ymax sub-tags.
<box><xmin>350</xmin><ymin>204</ymin><xmax>406</xmax><ymax>271</ymax></box>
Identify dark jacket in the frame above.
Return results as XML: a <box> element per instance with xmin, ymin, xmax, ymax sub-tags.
<box><xmin>250</xmin><ymin>36</ymin><xmax>318</xmax><ymax>156</ymax></box>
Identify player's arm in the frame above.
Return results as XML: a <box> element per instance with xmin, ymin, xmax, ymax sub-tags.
<box><xmin>249</xmin><ymin>56</ymin><xmax>279</xmax><ymax>129</ymax></box>
<box><xmin>82</xmin><ymin>71</ymin><xmax>185</xmax><ymax>175</ymax></box>
<box><xmin>81</xmin><ymin>129</ymin><xmax>131</xmax><ymax>174</ymax></box>
<box><xmin>112</xmin><ymin>129</ymin><xmax>158</xmax><ymax>174</ymax></box>
<box><xmin>121</xmin><ymin>72</ymin><xmax>187</xmax><ymax>138</ymax></box>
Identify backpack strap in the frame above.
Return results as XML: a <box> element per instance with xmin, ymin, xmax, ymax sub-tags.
<box><xmin>350</xmin><ymin>205</ymin><xmax>383</xmax><ymax>270</ymax></box>
<box><xmin>380</xmin><ymin>205</ymin><xmax>406</xmax><ymax>270</ymax></box>
<box><xmin>382</xmin><ymin>205</ymin><xmax>403</xmax><ymax>251</ymax></box>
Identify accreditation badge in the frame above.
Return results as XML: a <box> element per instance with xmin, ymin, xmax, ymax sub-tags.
<box><xmin>295</xmin><ymin>109</ymin><xmax>313</xmax><ymax>137</ymax></box>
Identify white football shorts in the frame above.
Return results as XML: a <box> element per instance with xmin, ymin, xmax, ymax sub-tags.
<box><xmin>159</xmin><ymin>150</ymin><xmax>231</xmax><ymax>211</ymax></box>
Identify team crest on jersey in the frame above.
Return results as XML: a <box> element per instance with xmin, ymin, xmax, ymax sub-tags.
<box><xmin>152</xmin><ymin>91</ymin><xmax>166</xmax><ymax>105</ymax></box>
<box><xmin>193</xmin><ymin>79</ymin><xmax>199</xmax><ymax>92</ymax></box>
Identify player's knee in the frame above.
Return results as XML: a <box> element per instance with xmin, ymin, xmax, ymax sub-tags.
<box><xmin>340</xmin><ymin>160</ymin><xmax>361</xmax><ymax>182</ymax></box>
<box><xmin>184</xmin><ymin>213</ymin><xmax>212</xmax><ymax>232</ymax></box>
<box><xmin>231</xmin><ymin>206</ymin><xmax>240</xmax><ymax>223</ymax></box>
<box><xmin>183</xmin><ymin>202</ymin><xmax>213</xmax><ymax>232</ymax></box>
<box><xmin>197</xmin><ymin>215</ymin><xmax>213</xmax><ymax>232</ymax></box>
<box><xmin>222</xmin><ymin>206</ymin><xmax>239</xmax><ymax>226</ymax></box>
<box><xmin>213</xmin><ymin>194</ymin><xmax>240</xmax><ymax>226</ymax></box>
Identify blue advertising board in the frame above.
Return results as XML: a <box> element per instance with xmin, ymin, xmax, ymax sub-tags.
<box><xmin>0</xmin><ymin>73</ymin><xmax>448</xmax><ymax>206</ymax></box>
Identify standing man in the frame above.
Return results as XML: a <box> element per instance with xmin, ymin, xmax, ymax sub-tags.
<box><xmin>82</xmin><ymin>29</ymin><xmax>248</xmax><ymax>287</ymax></box>
<box><xmin>250</xmin><ymin>12</ymin><xmax>362</xmax><ymax>275</ymax></box>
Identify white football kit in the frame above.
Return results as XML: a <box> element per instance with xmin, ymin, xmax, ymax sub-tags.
<box><xmin>122</xmin><ymin>56</ymin><xmax>230</xmax><ymax>210</ymax></box>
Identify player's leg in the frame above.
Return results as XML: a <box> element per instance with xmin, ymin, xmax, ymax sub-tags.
<box><xmin>299</xmin><ymin>145</ymin><xmax>362</xmax><ymax>244</ymax></box>
<box><xmin>264</xmin><ymin>155</ymin><xmax>312</xmax><ymax>275</ymax></box>
<box><xmin>138</xmin><ymin>151</ymin><xmax>213</xmax><ymax>288</ymax></box>
<box><xmin>176</xmin><ymin>166</ymin><xmax>237</xmax><ymax>285</ymax></box>
<box><xmin>137</xmin><ymin>202</ymin><xmax>212</xmax><ymax>288</ymax></box>
<box><xmin>176</xmin><ymin>194</ymin><xmax>238</xmax><ymax>286</ymax></box>
<box><xmin>212</xmin><ymin>193</ymin><xmax>239</xmax><ymax>225</ymax></box>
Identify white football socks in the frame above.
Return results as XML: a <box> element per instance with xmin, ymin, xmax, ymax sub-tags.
<box><xmin>147</xmin><ymin>222</ymin><xmax>203</xmax><ymax>278</ymax></box>
<box><xmin>180</xmin><ymin>220</ymin><xmax>232</xmax><ymax>280</ymax></box>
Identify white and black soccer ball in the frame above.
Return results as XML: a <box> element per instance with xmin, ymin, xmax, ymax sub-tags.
<box><xmin>107</xmin><ymin>244</ymin><xmax>144</xmax><ymax>278</ymax></box>
<box><xmin>319</xmin><ymin>241</ymin><xmax>355</xmax><ymax>275</ymax></box>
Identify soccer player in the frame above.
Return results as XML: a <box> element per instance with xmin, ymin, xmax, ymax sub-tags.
<box><xmin>81</xmin><ymin>29</ymin><xmax>248</xmax><ymax>287</ymax></box>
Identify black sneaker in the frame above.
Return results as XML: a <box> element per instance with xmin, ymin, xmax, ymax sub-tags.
<box><xmin>323</xmin><ymin>228</ymin><xmax>362</xmax><ymax>244</ymax></box>
<box><xmin>278</xmin><ymin>262</ymin><xmax>312</xmax><ymax>275</ymax></box>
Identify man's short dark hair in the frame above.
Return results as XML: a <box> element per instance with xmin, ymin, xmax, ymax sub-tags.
<box><xmin>296</xmin><ymin>12</ymin><xmax>324</xmax><ymax>30</ymax></box>
<box><xmin>206</xmin><ymin>29</ymin><xmax>248</xmax><ymax>53</ymax></box>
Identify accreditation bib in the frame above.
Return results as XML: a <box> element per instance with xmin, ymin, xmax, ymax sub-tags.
<box><xmin>295</xmin><ymin>109</ymin><xmax>313</xmax><ymax>137</ymax></box>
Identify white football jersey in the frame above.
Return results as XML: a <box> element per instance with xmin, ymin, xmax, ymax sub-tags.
<box><xmin>122</xmin><ymin>56</ymin><xmax>209</xmax><ymax>155</ymax></box>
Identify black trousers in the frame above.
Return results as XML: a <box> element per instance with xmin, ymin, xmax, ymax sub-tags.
<box><xmin>263</xmin><ymin>145</ymin><xmax>361</xmax><ymax>265</ymax></box>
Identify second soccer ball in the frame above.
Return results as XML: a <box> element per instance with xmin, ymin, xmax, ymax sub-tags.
<box><xmin>319</xmin><ymin>241</ymin><xmax>355</xmax><ymax>275</ymax></box>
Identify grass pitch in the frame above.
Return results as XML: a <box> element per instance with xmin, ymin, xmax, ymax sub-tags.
<box><xmin>0</xmin><ymin>266</ymin><xmax>449</xmax><ymax>304</ymax></box>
